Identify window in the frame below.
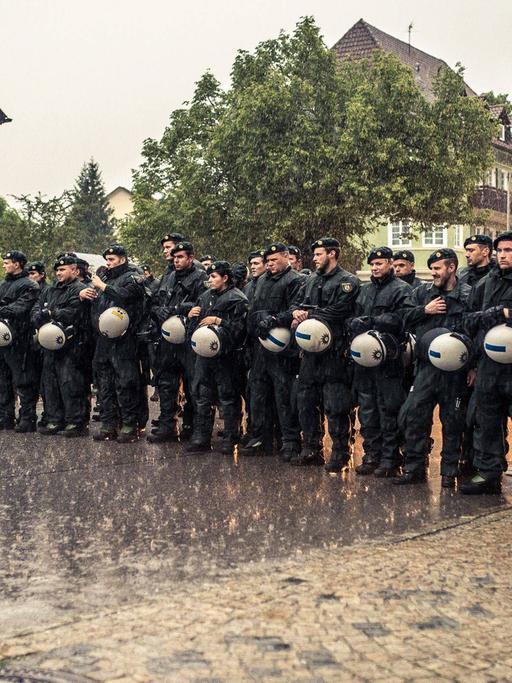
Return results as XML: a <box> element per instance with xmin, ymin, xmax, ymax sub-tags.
<box><xmin>499</xmin><ymin>124</ymin><xmax>506</xmax><ymax>141</ymax></box>
<box><xmin>388</xmin><ymin>220</ymin><xmax>412</xmax><ymax>247</ymax></box>
<box><xmin>454</xmin><ymin>225</ymin><xmax>464</xmax><ymax>248</ymax></box>
<box><xmin>423</xmin><ymin>226</ymin><xmax>446</xmax><ymax>247</ymax></box>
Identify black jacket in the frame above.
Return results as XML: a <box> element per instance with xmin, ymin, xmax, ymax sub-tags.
<box><xmin>296</xmin><ymin>265</ymin><xmax>360</xmax><ymax>342</ymax></box>
<box><xmin>91</xmin><ymin>262</ymin><xmax>146</xmax><ymax>360</ymax></box>
<box><xmin>458</xmin><ymin>261</ymin><xmax>495</xmax><ymax>288</ymax></box>
<box><xmin>0</xmin><ymin>270</ymin><xmax>40</xmax><ymax>343</ymax></box>
<box><xmin>152</xmin><ymin>265</ymin><xmax>207</xmax><ymax>324</ymax></box>
<box><xmin>248</xmin><ymin>266</ymin><xmax>303</xmax><ymax>337</ymax></box>
<box><xmin>354</xmin><ymin>273</ymin><xmax>413</xmax><ymax>336</ymax></box>
<box><xmin>398</xmin><ymin>270</ymin><xmax>424</xmax><ymax>290</ymax></box>
<box><xmin>191</xmin><ymin>285</ymin><xmax>249</xmax><ymax>354</ymax></box>
<box><xmin>31</xmin><ymin>278</ymin><xmax>85</xmax><ymax>352</ymax></box>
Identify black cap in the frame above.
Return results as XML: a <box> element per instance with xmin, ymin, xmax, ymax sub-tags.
<box><xmin>207</xmin><ymin>260</ymin><xmax>233</xmax><ymax>279</ymax></box>
<box><xmin>232</xmin><ymin>262</ymin><xmax>248</xmax><ymax>283</ymax></box>
<box><xmin>263</xmin><ymin>242</ymin><xmax>287</xmax><ymax>258</ymax></box>
<box><xmin>160</xmin><ymin>232</ymin><xmax>185</xmax><ymax>246</ymax></box>
<box><xmin>464</xmin><ymin>234</ymin><xmax>493</xmax><ymax>250</ymax></box>
<box><xmin>27</xmin><ymin>261</ymin><xmax>46</xmax><ymax>274</ymax></box>
<box><xmin>248</xmin><ymin>249</ymin><xmax>265</xmax><ymax>261</ymax></box>
<box><xmin>427</xmin><ymin>248</ymin><xmax>458</xmax><ymax>268</ymax></box>
<box><xmin>199</xmin><ymin>254</ymin><xmax>215</xmax><ymax>262</ymax></box>
<box><xmin>3</xmin><ymin>250</ymin><xmax>27</xmax><ymax>267</ymax></box>
<box><xmin>311</xmin><ymin>237</ymin><xmax>340</xmax><ymax>251</ymax></box>
<box><xmin>392</xmin><ymin>250</ymin><xmax>415</xmax><ymax>263</ymax></box>
<box><xmin>54</xmin><ymin>255</ymin><xmax>77</xmax><ymax>270</ymax></box>
<box><xmin>170</xmin><ymin>241</ymin><xmax>194</xmax><ymax>256</ymax></box>
<box><xmin>494</xmin><ymin>231</ymin><xmax>512</xmax><ymax>250</ymax></box>
<box><xmin>75</xmin><ymin>257</ymin><xmax>89</xmax><ymax>269</ymax></box>
<box><xmin>57</xmin><ymin>251</ymin><xmax>77</xmax><ymax>259</ymax></box>
<box><xmin>287</xmin><ymin>245</ymin><xmax>301</xmax><ymax>258</ymax></box>
<box><xmin>102</xmin><ymin>244</ymin><xmax>127</xmax><ymax>259</ymax></box>
<box><xmin>367</xmin><ymin>246</ymin><xmax>393</xmax><ymax>264</ymax></box>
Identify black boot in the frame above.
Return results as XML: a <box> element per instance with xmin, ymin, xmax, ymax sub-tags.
<box><xmin>325</xmin><ymin>449</ymin><xmax>350</xmax><ymax>473</ymax></box>
<box><xmin>291</xmin><ymin>445</ymin><xmax>324</xmax><ymax>466</ymax></box>
<box><xmin>459</xmin><ymin>473</ymin><xmax>502</xmax><ymax>495</ymax></box>
<box><xmin>15</xmin><ymin>420</ymin><xmax>37</xmax><ymax>433</ymax></box>
<box><xmin>280</xmin><ymin>441</ymin><xmax>300</xmax><ymax>462</ymax></box>
<box><xmin>93</xmin><ymin>427</ymin><xmax>118</xmax><ymax>441</ymax></box>
<box><xmin>185</xmin><ymin>441</ymin><xmax>212</xmax><ymax>454</ymax></box>
<box><xmin>147</xmin><ymin>427</ymin><xmax>179</xmax><ymax>443</ymax></box>
<box><xmin>355</xmin><ymin>461</ymin><xmax>378</xmax><ymax>476</ymax></box>
<box><xmin>393</xmin><ymin>470</ymin><xmax>427</xmax><ymax>485</ymax></box>
<box><xmin>374</xmin><ymin>464</ymin><xmax>401</xmax><ymax>478</ymax></box>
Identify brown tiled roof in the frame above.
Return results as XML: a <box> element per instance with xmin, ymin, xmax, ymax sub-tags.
<box><xmin>332</xmin><ymin>19</ymin><xmax>477</xmax><ymax>101</ymax></box>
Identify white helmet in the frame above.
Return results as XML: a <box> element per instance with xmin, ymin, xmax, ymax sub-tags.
<box><xmin>350</xmin><ymin>331</ymin><xmax>387</xmax><ymax>367</ymax></box>
<box><xmin>37</xmin><ymin>321</ymin><xmax>70</xmax><ymax>351</ymax></box>
<box><xmin>428</xmin><ymin>333</ymin><xmax>471</xmax><ymax>371</ymax></box>
<box><xmin>295</xmin><ymin>319</ymin><xmax>332</xmax><ymax>353</ymax></box>
<box><xmin>259</xmin><ymin>327</ymin><xmax>291</xmax><ymax>353</ymax></box>
<box><xmin>191</xmin><ymin>325</ymin><xmax>221</xmax><ymax>357</ymax></box>
<box><xmin>403</xmin><ymin>333</ymin><xmax>416</xmax><ymax>367</ymax></box>
<box><xmin>0</xmin><ymin>320</ymin><xmax>13</xmax><ymax>347</ymax></box>
<box><xmin>484</xmin><ymin>324</ymin><xmax>512</xmax><ymax>363</ymax></box>
<box><xmin>161</xmin><ymin>315</ymin><xmax>186</xmax><ymax>344</ymax></box>
<box><xmin>98</xmin><ymin>307</ymin><xmax>130</xmax><ymax>338</ymax></box>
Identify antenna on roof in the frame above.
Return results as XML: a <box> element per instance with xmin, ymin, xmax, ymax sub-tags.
<box><xmin>408</xmin><ymin>22</ymin><xmax>414</xmax><ymax>55</ymax></box>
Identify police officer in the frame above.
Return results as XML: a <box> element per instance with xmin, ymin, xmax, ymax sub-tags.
<box><xmin>244</xmin><ymin>250</ymin><xmax>266</xmax><ymax>303</ymax></box>
<box><xmin>187</xmin><ymin>261</ymin><xmax>249</xmax><ymax>454</ymax></box>
<box><xmin>241</xmin><ymin>243</ymin><xmax>303</xmax><ymax>458</ymax></box>
<box><xmin>287</xmin><ymin>246</ymin><xmax>303</xmax><ymax>272</ymax></box>
<box><xmin>458</xmin><ymin>231</ymin><xmax>512</xmax><ymax>494</ymax></box>
<box><xmin>27</xmin><ymin>261</ymin><xmax>49</xmax><ymax>294</ymax></box>
<box><xmin>458</xmin><ymin>234</ymin><xmax>494</xmax><ymax>287</ymax></box>
<box><xmin>150</xmin><ymin>240</ymin><xmax>207</xmax><ymax>443</ymax></box>
<box><xmin>395</xmin><ymin>249</ymin><xmax>472</xmax><ymax>487</ymax></box>
<box><xmin>392</xmin><ymin>250</ymin><xmax>423</xmax><ymax>289</ymax></box>
<box><xmin>141</xmin><ymin>264</ymin><xmax>160</xmax><ymax>295</ymax></box>
<box><xmin>199</xmin><ymin>254</ymin><xmax>215</xmax><ymax>270</ymax></box>
<box><xmin>349</xmin><ymin>246</ymin><xmax>413</xmax><ymax>476</ymax></box>
<box><xmin>0</xmin><ymin>251</ymin><xmax>40</xmax><ymax>431</ymax></box>
<box><xmin>292</xmin><ymin>238</ymin><xmax>360</xmax><ymax>469</ymax></box>
<box><xmin>32</xmin><ymin>255</ymin><xmax>89</xmax><ymax>436</ymax></box>
<box><xmin>89</xmin><ymin>244</ymin><xmax>146</xmax><ymax>443</ymax></box>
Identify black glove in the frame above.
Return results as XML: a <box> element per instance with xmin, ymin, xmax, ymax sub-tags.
<box><xmin>258</xmin><ymin>315</ymin><xmax>278</xmax><ymax>340</ymax></box>
<box><xmin>156</xmin><ymin>305</ymin><xmax>177</xmax><ymax>324</ymax></box>
<box><xmin>348</xmin><ymin>316</ymin><xmax>372</xmax><ymax>336</ymax></box>
<box><xmin>373</xmin><ymin>312</ymin><xmax>404</xmax><ymax>337</ymax></box>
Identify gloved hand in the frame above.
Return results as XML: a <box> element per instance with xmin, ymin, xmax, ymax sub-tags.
<box><xmin>156</xmin><ymin>305</ymin><xmax>177</xmax><ymax>324</ymax></box>
<box><xmin>348</xmin><ymin>316</ymin><xmax>372</xmax><ymax>336</ymax></box>
<box><xmin>258</xmin><ymin>315</ymin><xmax>278</xmax><ymax>340</ymax></box>
<box><xmin>373</xmin><ymin>312</ymin><xmax>404</xmax><ymax>337</ymax></box>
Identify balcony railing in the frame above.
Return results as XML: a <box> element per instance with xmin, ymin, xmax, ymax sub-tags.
<box><xmin>471</xmin><ymin>185</ymin><xmax>509</xmax><ymax>214</ymax></box>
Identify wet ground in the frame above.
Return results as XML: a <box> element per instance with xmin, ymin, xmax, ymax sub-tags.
<box><xmin>0</xmin><ymin>409</ymin><xmax>511</xmax><ymax>640</ymax></box>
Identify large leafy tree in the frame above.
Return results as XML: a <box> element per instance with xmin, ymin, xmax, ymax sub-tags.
<box><xmin>122</xmin><ymin>17</ymin><xmax>496</xmax><ymax>269</ymax></box>
<box><xmin>67</xmin><ymin>159</ymin><xmax>115</xmax><ymax>254</ymax></box>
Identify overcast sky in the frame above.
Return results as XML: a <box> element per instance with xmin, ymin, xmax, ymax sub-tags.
<box><xmin>1</xmin><ymin>0</ymin><xmax>511</xmax><ymax>200</ymax></box>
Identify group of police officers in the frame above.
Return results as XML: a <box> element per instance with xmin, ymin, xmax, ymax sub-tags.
<box><xmin>0</xmin><ymin>228</ymin><xmax>510</xmax><ymax>495</ymax></box>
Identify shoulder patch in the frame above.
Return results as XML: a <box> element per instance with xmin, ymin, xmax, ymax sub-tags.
<box><xmin>341</xmin><ymin>282</ymin><xmax>353</xmax><ymax>293</ymax></box>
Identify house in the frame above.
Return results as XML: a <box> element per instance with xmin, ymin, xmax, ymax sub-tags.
<box><xmin>333</xmin><ymin>19</ymin><xmax>512</xmax><ymax>278</ymax></box>
<box><xmin>105</xmin><ymin>186</ymin><xmax>134</xmax><ymax>221</ymax></box>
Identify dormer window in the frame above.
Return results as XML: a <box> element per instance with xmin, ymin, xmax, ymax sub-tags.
<box><xmin>499</xmin><ymin>123</ymin><xmax>506</xmax><ymax>141</ymax></box>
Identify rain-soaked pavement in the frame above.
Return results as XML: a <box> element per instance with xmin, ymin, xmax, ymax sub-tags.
<box><xmin>0</xmin><ymin>410</ymin><xmax>511</xmax><ymax>636</ymax></box>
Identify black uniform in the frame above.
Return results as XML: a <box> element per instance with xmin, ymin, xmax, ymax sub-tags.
<box><xmin>295</xmin><ymin>266</ymin><xmax>360</xmax><ymax>465</ymax></box>
<box><xmin>152</xmin><ymin>264</ymin><xmax>207</xmax><ymax>436</ymax></box>
<box><xmin>352</xmin><ymin>273</ymin><xmax>413</xmax><ymax>471</ymax></box>
<box><xmin>464</xmin><ymin>268</ymin><xmax>512</xmax><ymax>476</ymax></box>
<box><xmin>32</xmin><ymin>278</ymin><xmax>88</xmax><ymax>428</ymax></box>
<box><xmin>0</xmin><ymin>271</ymin><xmax>40</xmax><ymax>428</ymax></box>
<box><xmin>400</xmin><ymin>279</ymin><xmax>472</xmax><ymax>477</ymax></box>
<box><xmin>189</xmin><ymin>286</ymin><xmax>249</xmax><ymax>448</ymax></box>
<box><xmin>458</xmin><ymin>262</ymin><xmax>494</xmax><ymax>288</ymax></box>
<box><xmin>91</xmin><ymin>262</ymin><xmax>146</xmax><ymax>432</ymax></box>
<box><xmin>398</xmin><ymin>270</ymin><xmax>424</xmax><ymax>289</ymax></box>
<box><xmin>246</xmin><ymin>266</ymin><xmax>303</xmax><ymax>450</ymax></box>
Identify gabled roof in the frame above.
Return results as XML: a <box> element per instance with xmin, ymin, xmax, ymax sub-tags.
<box><xmin>332</xmin><ymin>19</ymin><xmax>477</xmax><ymax>101</ymax></box>
<box><xmin>105</xmin><ymin>186</ymin><xmax>132</xmax><ymax>199</ymax></box>
<box><xmin>488</xmin><ymin>104</ymin><xmax>511</xmax><ymax>126</ymax></box>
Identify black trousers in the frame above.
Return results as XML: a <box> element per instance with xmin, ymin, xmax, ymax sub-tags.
<box><xmin>297</xmin><ymin>352</ymin><xmax>352</xmax><ymax>454</ymax></box>
<box><xmin>354</xmin><ymin>364</ymin><xmax>405</xmax><ymax>468</ymax></box>
<box><xmin>472</xmin><ymin>361</ymin><xmax>511</xmax><ymax>475</ymax></box>
<box><xmin>42</xmin><ymin>348</ymin><xmax>88</xmax><ymax>426</ymax></box>
<box><xmin>156</xmin><ymin>342</ymin><xmax>196</xmax><ymax>432</ymax></box>
<box><xmin>249</xmin><ymin>346</ymin><xmax>300</xmax><ymax>446</ymax></box>
<box><xmin>192</xmin><ymin>355</ymin><xmax>241</xmax><ymax>444</ymax></box>
<box><xmin>400</xmin><ymin>363</ymin><xmax>468</xmax><ymax>476</ymax></box>
<box><xmin>93</xmin><ymin>348</ymin><xmax>143</xmax><ymax>430</ymax></box>
<box><xmin>0</xmin><ymin>345</ymin><xmax>38</xmax><ymax>423</ymax></box>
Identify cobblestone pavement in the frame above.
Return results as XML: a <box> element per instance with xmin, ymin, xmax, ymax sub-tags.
<box><xmin>1</xmin><ymin>507</ymin><xmax>511</xmax><ymax>682</ymax></box>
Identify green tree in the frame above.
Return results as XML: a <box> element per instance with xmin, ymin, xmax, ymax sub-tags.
<box><xmin>122</xmin><ymin>17</ymin><xmax>496</xmax><ymax>269</ymax></box>
<box><xmin>11</xmin><ymin>192</ymin><xmax>74</xmax><ymax>268</ymax></box>
<box><xmin>0</xmin><ymin>197</ymin><xmax>25</xmax><ymax>258</ymax></box>
<box><xmin>481</xmin><ymin>91</ymin><xmax>511</xmax><ymax>115</ymax></box>
<box><xmin>67</xmin><ymin>159</ymin><xmax>115</xmax><ymax>253</ymax></box>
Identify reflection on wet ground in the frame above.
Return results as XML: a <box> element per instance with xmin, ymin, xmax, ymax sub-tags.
<box><xmin>0</xmin><ymin>421</ymin><xmax>510</xmax><ymax>633</ymax></box>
